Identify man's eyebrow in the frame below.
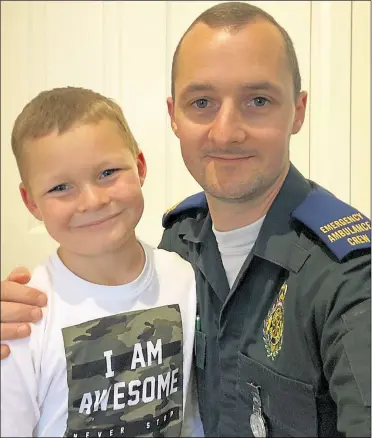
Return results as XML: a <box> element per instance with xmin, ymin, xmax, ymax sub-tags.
<box><xmin>179</xmin><ymin>81</ymin><xmax>282</xmax><ymax>97</ymax></box>
<box><xmin>240</xmin><ymin>81</ymin><xmax>282</xmax><ymax>93</ymax></box>
<box><xmin>180</xmin><ymin>83</ymin><xmax>217</xmax><ymax>97</ymax></box>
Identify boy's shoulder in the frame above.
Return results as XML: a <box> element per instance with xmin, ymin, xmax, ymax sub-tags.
<box><xmin>152</xmin><ymin>245</ymin><xmax>191</xmax><ymax>264</ymax></box>
<box><xmin>149</xmin><ymin>244</ymin><xmax>194</xmax><ymax>279</ymax></box>
<box><xmin>27</xmin><ymin>255</ymin><xmax>56</xmax><ymax>298</ymax></box>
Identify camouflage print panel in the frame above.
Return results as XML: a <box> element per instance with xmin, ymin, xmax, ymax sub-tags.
<box><xmin>62</xmin><ymin>305</ymin><xmax>183</xmax><ymax>438</ymax></box>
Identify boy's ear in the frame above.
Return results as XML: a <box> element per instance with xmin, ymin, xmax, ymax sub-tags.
<box><xmin>166</xmin><ymin>97</ymin><xmax>179</xmax><ymax>138</ymax></box>
<box><xmin>136</xmin><ymin>151</ymin><xmax>147</xmax><ymax>187</ymax></box>
<box><xmin>19</xmin><ymin>183</ymin><xmax>42</xmax><ymax>221</ymax></box>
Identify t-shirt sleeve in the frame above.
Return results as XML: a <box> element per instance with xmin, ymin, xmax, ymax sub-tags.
<box><xmin>180</xmin><ymin>369</ymin><xmax>204</xmax><ymax>437</ymax></box>
<box><xmin>1</xmin><ymin>337</ymin><xmax>40</xmax><ymax>436</ymax></box>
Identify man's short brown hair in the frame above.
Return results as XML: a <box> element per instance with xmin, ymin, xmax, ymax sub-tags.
<box><xmin>12</xmin><ymin>86</ymin><xmax>139</xmax><ymax>180</ymax></box>
<box><xmin>171</xmin><ymin>1</ymin><xmax>301</xmax><ymax>100</ymax></box>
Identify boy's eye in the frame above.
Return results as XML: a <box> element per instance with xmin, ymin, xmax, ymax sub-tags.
<box><xmin>48</xmin><ymin>184</ymin><xmax>68</xmax><ymax>193</ymax></box>
<box><xmin>100</xmin><ymin>168</ymin><xmax>120</xmax><ymax>179</ymax></box>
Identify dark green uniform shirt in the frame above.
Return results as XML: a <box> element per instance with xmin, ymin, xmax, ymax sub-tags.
<box><xmin>159</xmin><ymin>165</ymin><xmax>371</xmax><ymax>437</ymax></box>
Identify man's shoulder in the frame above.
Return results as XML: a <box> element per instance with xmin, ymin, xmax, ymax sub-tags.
<box><xmin>159</xmin><ymin>193</ymin><xmax>208</xmax><ymax>260</ymax></box>
<box><xmin>160</xmin><ymin>186</ymin><xmax>371</xmax><ymax>263</ymax></box>
<box><xmin>291</xmin><ymin>187</ymin><xmax>371</xmax><ymax>263</ymax></box>
<box><xmin>162</xmin><ymin>192</ymin><xmax>208</xmax><ymax>229</ymax></box>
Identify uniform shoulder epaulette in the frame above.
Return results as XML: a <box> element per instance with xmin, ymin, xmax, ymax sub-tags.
<box><xmin>291</xmin><ymin>188</ymin><xmax>371</xmax><ymax>260</ymax></box>
<box><xmin>162</xmin><ymin>192</ymin><xmax>207</xmax><ymax>228</ymax></box>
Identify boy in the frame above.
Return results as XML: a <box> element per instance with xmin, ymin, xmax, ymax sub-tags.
<box><xmin>1</xmin><ymin>87</ymin><xmax>202</xmax><ymax>437</ymax></box>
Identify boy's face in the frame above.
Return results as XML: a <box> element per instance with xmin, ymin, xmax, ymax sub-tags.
<box><xmin>20</xmin><ymin>120</ymin><xmax>146</xmax><ymax>257</ymax></box>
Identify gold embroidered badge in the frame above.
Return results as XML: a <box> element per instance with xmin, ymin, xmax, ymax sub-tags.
<box><xmin>263</xmin><ymin>282</ymin><xmax>288</xmax><ymax>360</ymax></box>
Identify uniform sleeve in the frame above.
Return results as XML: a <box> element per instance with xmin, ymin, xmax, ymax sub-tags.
<box><xmin>317</xmin><ymin>254</ymin><xmax>371</xmax><ymax>437</ymax></box>
<box><xmin>158</xmin><ymin>228</ymin><xmax>173</xmax><ymax>251</ymax></box>
<box><xmin>1</xmin><ymin>337</ymin><xmax>40</xmax><ymax>437</ymax></box>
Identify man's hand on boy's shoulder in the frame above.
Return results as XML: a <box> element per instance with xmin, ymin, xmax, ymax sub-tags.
<box><xmin>0</xmin><ymin>267</ymin><xmax>47</xmax><ymax>359</ymax></box>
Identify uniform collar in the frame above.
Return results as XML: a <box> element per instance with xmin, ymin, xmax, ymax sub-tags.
<box><xmin>253</xmin><ymin>164</ymin><xmax>312</xmax><ymax>271</ymax></box>
<box><xmin>180</xmin><ymin>164</ymin><xmax>313</xmax><ymax>272</ymax></box>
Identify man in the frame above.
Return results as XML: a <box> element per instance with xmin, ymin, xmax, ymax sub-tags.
<box><xmin>1</xmin><ymin>2</ymin><xmax>371</xmax><ymax>437</ymax></box>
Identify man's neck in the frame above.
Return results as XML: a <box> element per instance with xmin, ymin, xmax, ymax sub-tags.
<box><xmin>57</xmin><ymin>234</ymin><xmax>145</xmax><ymax>286</ymax></box>
<box><xmin>208</xmin><ymin>166</ymin><xmax>289</xmax><ymax>232</ymax></box>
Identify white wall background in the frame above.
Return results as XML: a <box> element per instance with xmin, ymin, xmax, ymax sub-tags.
<box><xmin>1</xmin><ymin>1</ymin><xmax>370</xmax><ymax>278</ymax></box>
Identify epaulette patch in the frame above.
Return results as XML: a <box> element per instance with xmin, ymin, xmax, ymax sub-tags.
<box><xmin>291</xmin><ymin>189</ymin><xmax>371</xmax><ymax>260</ymax></box>
<box><xmin>162</xmin><ymin>192</ymin><xmax>207</xmax><ymax>228</ymax></box>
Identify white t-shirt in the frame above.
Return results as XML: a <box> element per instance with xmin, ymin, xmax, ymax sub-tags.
<box><xmin>1</xmin><ymin>242</ymin><xmax>203</xmax><ymax>438</ymax></box>
<box><xmin>213</xmin><ymin>216</ymin><xmax>265</xmax><ymax>288</ymax></box>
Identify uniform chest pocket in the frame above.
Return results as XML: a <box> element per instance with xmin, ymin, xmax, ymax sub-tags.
<box><xmin>236</xmin><ymin>352</ymin><xmax>317</xmax><ymax>437</ymax></box>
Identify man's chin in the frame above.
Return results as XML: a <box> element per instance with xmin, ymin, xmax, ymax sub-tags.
<box><xmin>203</xmin><ymin>180</ymin><xmax>265</xmax><ymax>204</ymax></box>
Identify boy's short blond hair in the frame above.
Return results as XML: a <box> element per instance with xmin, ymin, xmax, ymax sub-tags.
<box><xmin>11</xmin><ymin>86</ymin><xmax>140</xmax><ymax>180</ymax></box>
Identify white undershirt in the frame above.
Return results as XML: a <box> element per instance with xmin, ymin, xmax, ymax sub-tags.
<box><xmin>213</xmin><ymin>216</ymin><xmax>265</xmax><ymax>288</ymax></box>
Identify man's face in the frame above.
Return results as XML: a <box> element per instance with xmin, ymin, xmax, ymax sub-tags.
<box><xmin>168</xmin><ymin>21</ymin><xmax>307</xmax><ymax>203</ymax></box>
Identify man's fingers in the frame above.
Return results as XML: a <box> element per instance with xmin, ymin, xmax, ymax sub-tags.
<box><xmin>0</xmin><ymin>344</ymin><xmax>11</xmax><ymax>360</ymax></box>
<box><xmin>0</xmin><ymin>322</ymin><xmax>32</xmax><ymax>360</ymax></box>
<box><xmin>1</xmin><ymin>279</ymin><xmax>47</xmax><ymax>307</ymax></box>
<box><xmin>1</xmin><ymin>322</ymin><xmax>32</xmax><ymax>339</ymax></box>
<box><xmin>6</xmin><ymin>267</ymin><xmax>31</xmax><ymax>284</ymax></box>
<box><xmin>0</xmin><ymin>322</ymin><xmax>31</xmax><ymax>340</ymax></box>
<box><xmin>1</xmin><ymin>301</ymin><xmax>42</xmax><ymax>324</ymax></box>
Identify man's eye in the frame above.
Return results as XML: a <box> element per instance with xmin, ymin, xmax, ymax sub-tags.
<box><xmin>100</xmin><ymin>168</ymin><xmax>120</xmax><ymax>179</ymax></box>
<box><xmin>48</xmin><ymin>184</ymin><xmax>68</xmax><ymax>193</ymax></box>
<box><xmin>249</xmin><ymin>97</ymin><xmax>269</xmax><ymax>107</ymax></box>
<box><xmin>192</xmin><ymin>98</ymin><xmax>209</xmax><ymax>109</ymax></box>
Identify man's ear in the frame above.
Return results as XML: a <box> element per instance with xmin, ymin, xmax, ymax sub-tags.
<box><xmin>167</xmin><ymin>96</ymin><xmax>179</xmax><ymax>138</ymax></box>
<box><xmin>292</xmin><ymin>91</ymin><xmax>308</xmax><ymax>135</ymax></box>
<box><xmin>136</xmin><ymin>151</ymin><xmax>147</xmax><ymax>187</ymax></box>
<box><xmin>19</xmin><ymin>183</ymin><xmax>42</xmax><ymax>221</ymax></box>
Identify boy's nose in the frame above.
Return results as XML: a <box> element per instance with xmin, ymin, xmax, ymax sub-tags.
<box><xmin>77</xmin><ymin>185</ymin><xmax>110</xmax><ymax>212</ymax></box>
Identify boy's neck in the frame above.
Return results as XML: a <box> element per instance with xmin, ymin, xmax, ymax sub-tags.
<box><xmin>57</xmin><ymin>234</ymin><xmax>146</xmax><ymax>286</ymax></box>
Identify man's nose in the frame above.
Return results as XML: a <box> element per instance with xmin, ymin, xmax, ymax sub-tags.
<box><xmin>208</xmin><ymin>102</ymin><xmax>246</xmax><ymax>146</ymax></box>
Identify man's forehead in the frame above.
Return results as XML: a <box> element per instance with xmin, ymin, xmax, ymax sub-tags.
<box><xmin>180</xmin><ymin>20</ymin><xmax>285</xmax><ymax>55</ymax></box>
<box><xmin>177</xmin><ymin>22</ymin><xmax>287</xmax><ymax>76</ymax></box>
<box><xmin>175</xmin><ymin>21</ymin><xmax>289</xmax><ymax>94</ymax></box>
